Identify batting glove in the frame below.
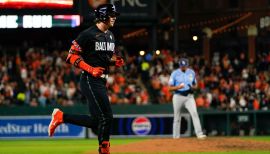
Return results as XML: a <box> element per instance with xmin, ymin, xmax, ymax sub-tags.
<box><xmin>115</xmin><ymin>56</ymin><xmax>124</xmax><ymax>67</ymax></box>
<box><xmin>87</xmin><ymin>66</ymin><xmax>105</xmax><ymax>77</ymax></box>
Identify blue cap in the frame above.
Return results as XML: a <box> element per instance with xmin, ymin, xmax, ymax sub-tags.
<box><xmin>179</xmin><ymin>58</ymin><xmax>189</xmax><ymax>67</ymax></box>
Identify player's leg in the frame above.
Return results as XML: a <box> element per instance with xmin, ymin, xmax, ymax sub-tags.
<box><xmin>48</xmin><ymin>74</ymin><xmax>100</xmax><ymax>137</ymax></box>
<box><xmin>63</xmin><ymin>114</ymin><xmax>98</xmax><ymax>128</ymax></box>
<box><xmin>184</xmin><ymin>96</ymin><xmax>206</xmax><ymax>139</ymax></box>
<box><xmin>48</xmin><ymin>108</ymin><xmax>99</xmax><ymax>137</ymax></box>
<box><xmin>172</xmin><ymin>94</ymin><xmax>185</xmax><ymax>138</ymax></box>
<box><xmin>63</xmin><ymin>73</ymin><xmax>101</xmax><ymax>129</ymax></box>
<box><xmin>83</xmin><ymin>75</ymin><xmax>112</xmax><ymax>154</ymax></box>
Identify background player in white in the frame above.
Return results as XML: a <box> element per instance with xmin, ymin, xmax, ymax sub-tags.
<box><xmin>168</xmin><ymin>58</ymin><xmax>206</xmax><ymax>139</ymax></box>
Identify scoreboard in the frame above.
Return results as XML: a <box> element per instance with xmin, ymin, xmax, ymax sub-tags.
<box><xmin>0</xmin><ymin>0</ymin><xmax>80</xmax><ymax>28</ymax></box>
<box><xmin>0</xmin><ymin>0</ymin><xmax>73</xmax><ymax>9</ymax></box>
<box><xmin>0</xmin><ymin>15</ymin><xmax>80</xmax><ymax>28</ymax></box>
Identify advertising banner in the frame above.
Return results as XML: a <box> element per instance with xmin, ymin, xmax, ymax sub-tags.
<box><xmin>89</xmin><ymin>114</ymin><xmax>191</xmax><ymax>137</ymax></box>
<box><xmin>112</xmin><ymin>0</ymin><xmax>154</xmax><ymax>17</ymax></box>
<box><xmin>0</xmin><ymin>116</ymin><xmax>85</xmax><ymax>139</ymax></box>
<box><xmin>0</xmin><ymin>114</ymin><xmax>191</xmax><ymax>138</ymax></box>
<box><xmin>87</xmin><ymin>0</ymin><xmax>154</xmax><ymax>18</ymax></box>
<box><xmin>0</xmin><ymin>0</ymin><xmax>73</xmax><ymax>9</ymax></box>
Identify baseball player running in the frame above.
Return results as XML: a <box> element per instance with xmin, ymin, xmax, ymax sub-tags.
<box><xmin>48</xmin><ymin>4</ymin><xmax>124</xmax><ymax>154</ymax></box>
<box><xmin>168</xmin><ymin>58</ymin><xmax>206</xmax><ymax>139</ymax></box>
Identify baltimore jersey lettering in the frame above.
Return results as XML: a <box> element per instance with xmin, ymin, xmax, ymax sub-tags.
<box><xmin>95</xmin><ymin>42</ymin><xmax>115</xmax><ymax>51</ymax></box>
<box><xmin>74</xmin><ymin>25</ymin><xmax>116</xmax><ymax>72</ymax></box>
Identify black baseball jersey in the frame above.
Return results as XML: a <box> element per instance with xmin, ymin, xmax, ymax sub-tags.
<box><xmin>75</xmin><ymin>25</ymin><xmax>116</xmax><ymax>74</ymax></box>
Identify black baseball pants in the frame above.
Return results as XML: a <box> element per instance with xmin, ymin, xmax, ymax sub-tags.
<box><xmin>63</xmin><ymin>72</ymin><xmax>113</xmax><ymax>144</ymax></box>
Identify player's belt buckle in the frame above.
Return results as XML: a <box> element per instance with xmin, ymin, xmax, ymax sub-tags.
<box><xmin>100</xmin><ymin>74</ymin><xmax>108</xmax><ymax>79</ymax></box>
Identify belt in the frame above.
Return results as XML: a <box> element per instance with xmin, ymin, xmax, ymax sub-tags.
<box><xmin>82</xmin><ymin>71</ymin><xmax>108</xmax><ymax>79</ymax></box>
<box><xmin>174</xmin><ymin>90</ymin><xmax>191</xmax><ymax>96</ymax></box>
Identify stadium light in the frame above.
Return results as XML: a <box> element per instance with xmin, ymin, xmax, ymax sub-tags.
<box><xmin>192</xmin><ymin>35</ymin><xmax>198</xmax><ymax>41</ymax></box>
<box><xmin>139</xmin><ymin>50</ymin><xmax>145</xmax><ymax>56</ymax></box>
<box><xmin>155</xmin><ymin>50</ymin><xmax>161</xmax><ymax>55</ymax></box>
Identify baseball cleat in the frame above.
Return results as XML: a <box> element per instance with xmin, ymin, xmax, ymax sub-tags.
<box><xmin>99</xmin><ymin>141</ymin><xmax>110</xmax><ymax>154</ymax></box>
<box><xmin>48</xmin><ymin>108</ymin><xmax>63</xmax><ymax>137</ymax></box>
<box><xmin>197</xmin><ymin>134</ymin><xmax>207</xmax><ymax>140</ymax></box>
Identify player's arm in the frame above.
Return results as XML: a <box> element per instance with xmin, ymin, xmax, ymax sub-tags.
<box><xmin>168</xmin><ymin>83</ymin><xmax>185</xmax><ymax>91</ymax></box>
<box><xmin>188</xmin><ymin>71</ymin><xmax>197</xmax><ymax>89</ymax></box>
<box><xmin>168</xmin><ymin>72</ymin><xmax>185</xmax><ymax>91</ymax></box>
<box><xmin>109</xmin><ymin>32</ymin><xmax>124</xmax><ymax>67</ymax></box>
<box><xmin>188</xmin><ymin>83</ymin><xmax>197</xmax><ymax>89</ymax></box>
<box><xmin>110</xmin><ymin>54</ymin><xmax>124</xmax><ymax>67</ymax></box>
<box><xmin>66</xmin><ymin>40</ymin><xmax>105</xmax><ymax>77</ymax></box>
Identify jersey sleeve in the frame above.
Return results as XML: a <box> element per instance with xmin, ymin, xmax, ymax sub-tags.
<box><xmin>109</xmin><ymin>31</ymin><xmax>117</xmax><ymax>54</ymax></box>
<box><xmin>66</xmin><ymin>31</ymin><xmax>89</xmax><ymax>63</ymax></box>
<box><xmin>74</xmin><ymin>31</ymin><xmax>89</xmax><ymax>52</ymax></box>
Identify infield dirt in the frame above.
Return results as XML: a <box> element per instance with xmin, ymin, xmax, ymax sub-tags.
<box><xmin>88</xmin><ymin>137</ymin><xmax>270</xmax><ymax>153</ymax></box>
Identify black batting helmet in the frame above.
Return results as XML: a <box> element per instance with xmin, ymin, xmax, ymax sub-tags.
<box><xmin>94</xmin><ymin>4</ymin><xmax>120</xmax><ymax>22</ymax></box>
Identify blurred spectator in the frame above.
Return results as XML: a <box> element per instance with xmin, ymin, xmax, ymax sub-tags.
<box><xmin>0</xmin><ymin>43</ymin><xmax>270</xmax><ymax>111</ymax></box>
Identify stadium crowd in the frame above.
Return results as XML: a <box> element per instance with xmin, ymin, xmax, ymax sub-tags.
<box><xmin>0</xmin><ymin>45</ymin><xmax>149</xmax><ymax>107</ymax></box>
<box><xmin>147</xmin><ymin>50</ymin><xmax>270</xmax><ymax>111</ymax></box>
<box><xmin>0</xmin><ymin>44</ymin><xmax>270</xmax><ymax>111</ymax></box>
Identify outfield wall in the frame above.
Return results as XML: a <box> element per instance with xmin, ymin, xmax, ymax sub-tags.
<box><xmin>0</xmin><ymin>105</ymin><xmax>270</xmax><ymax>138</ymax></box>
<box><xmin>0</xmin><ymin>114</ymin><xmax>191</xmax><ymax>138</ymax></box>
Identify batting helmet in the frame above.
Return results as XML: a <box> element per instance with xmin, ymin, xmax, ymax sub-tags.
<box><xmin>179</xmin><ymin>58</ymin><xmax>189</xmax><ymax>67</ymax></box>
<box><xmin>94</xmin><ymin>4</ymin><xmax>120</xmax><ymax>22</ymax></box>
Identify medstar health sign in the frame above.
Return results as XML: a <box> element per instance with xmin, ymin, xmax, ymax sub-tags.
<box><xmin>132</xmin><ymin>116</ymin><xmax>151</xmax><ymax>135</ymax></box>
<box><xmin>0</xmin><ymin>116</ymin><xmax>85</xmax><ymax>138</ymax></box>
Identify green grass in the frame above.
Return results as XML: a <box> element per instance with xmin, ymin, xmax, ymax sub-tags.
<box><xmin>241</xmin><ymin>136</ymin><xmax>270</xmax><ymax>141</ymax></box>
<box><xmin>0</xmin><ymin>138</ymin><xmax>143</xmax><ymax>154</ymax></box>
<box><xmin>0</xmin><ymin>137</ymin><xmax>270</xmax><ymax>154</ymax></box>
<box><xmin>113</xmin><ymin>151</ymin><xmax>270</xmax><ymax>154</ymax></box>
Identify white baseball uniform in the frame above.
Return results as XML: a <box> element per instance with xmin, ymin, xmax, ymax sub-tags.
<box><xmin>169</xmin><ymin>68</ymin><xmax>204</xmax><ymax>138</ymax></box>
